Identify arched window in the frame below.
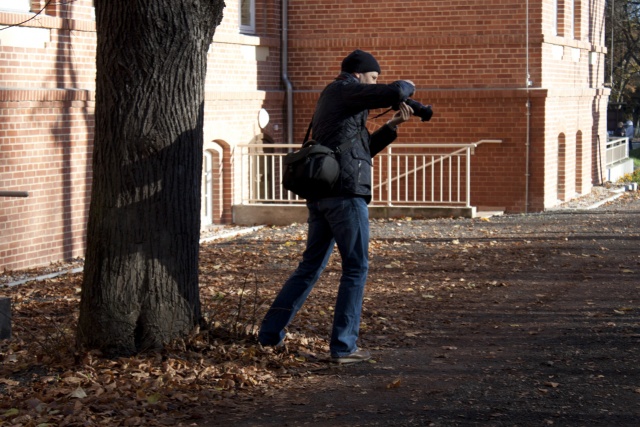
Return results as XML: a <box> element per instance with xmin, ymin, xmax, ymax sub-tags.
<box><xmin>202</xmin><ymin>150</ymin><xmax>214</xmax><ymax>227</ymax></box>
<box><xmin>201</xmin><ymin>144</ymin><xmax>225</xmax><ymax>226</ymax></box>
<box><xmin>573</xmin><ymin>0</ymin><xmax>582</xmax><ymax>40</ymax></box>
<box><xmin>556</xmin><ymin>0</ymin><xmax>566</xmax><ymax>37</ymax></box>
<box><xmin>575</xmin><ymin>131</ymin><xmax>583</xmax><ymax>193</ymax></box>
<box><xmin>557</xmin><ymin>133</ymin><xmax>567</xmax><ymax>201</ymax></box>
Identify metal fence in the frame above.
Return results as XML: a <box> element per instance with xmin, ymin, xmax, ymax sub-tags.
<box><xmin>236</xmin><ymin>141</ymin><xmax>501</xmax><ymax>207</ymax></box>
<box><xmin>605</xmin><ymin>137</ymin><xmax>629</xmax><ymax>167</ymax></box>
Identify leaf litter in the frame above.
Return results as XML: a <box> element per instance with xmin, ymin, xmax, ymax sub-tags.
<box><xmin>1</xmin><ymin>191</ymin><xmax>640</xmax><ymax>426</ymax></box>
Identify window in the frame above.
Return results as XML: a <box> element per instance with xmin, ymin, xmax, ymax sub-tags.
<box><xmin>0</xmin><ymin>0</ymin><xmax>30</xmax><ymax>12</ymax></box>
<box><xmin>201</xmin><ymin>151</ymin><xmax>214</xmax><ymax>227</ymax></box>
<box><xmin>557</xmin><ymin>133</ymin><xmax>567</xmax><ymax>202</ymax></box>
<box><xmin>240</xmin><ymin>0</ymin><xmax>255</xmax><ymax>33</ymax></box>
<box><xmin>573</xmin><ymin>0</ymin><xmax>582</xmax><ymax>40</ymax></box>
<box><xmin>553</xmin><ymin>0</ymin><xmax>573</xmax><ymax>37</ymax></box>
<box><xmin>569</xmin><ymin>0</ymin><xmax>575</xmax><ymax>39</ymax></box>
<box><xmin>201</xmin><ymin>145</ymin><xmax>224</xmax><ymax>226</ymax></box>
<box><xmin>553</xmin><ymin>0</ymin><xmax>559</xmax><ymax>36</ymax></box>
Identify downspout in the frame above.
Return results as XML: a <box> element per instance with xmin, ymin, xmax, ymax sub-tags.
<box><xmin>524</xmin><ymin>0</ymin><xmax>531</xmax><ymax>213</ymax></box>
<box><xmin>281</xmin><ymin>0</ymin><xmax>294</xmax><ymax>145</ymax></box>
<box><xmin>525</xmin><ymin>99</ymin><xmax>531</xmax><ymax>213</ymax></box>
<box><xmin>610</xmin><ymin>0</ymin><xmax>614</xmax><ymax>88</ymax></box>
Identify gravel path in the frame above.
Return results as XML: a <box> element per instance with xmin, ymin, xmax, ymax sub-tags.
<box><xmin>0</xmin><ymin>184</ymin><xmax>635</xmax><ymax>287</ymax></box>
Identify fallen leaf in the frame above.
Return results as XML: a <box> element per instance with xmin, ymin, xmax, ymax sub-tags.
<box><xmin>62</xmin><ymin>376</ymin><xmax>83</xmax><ymax>385</ymax></box>
<box><xmin>386</xmin><ymin>379</ymin><xmax>401</xmax><ymax>389</ymax></box>
<box><xmin>0</xmin><ymin>378</ymin><xmax>20</xmax><ymax>386</ymax></box>
<box><xmin>3</xmin><ymin>408</ymin><xmax>19</xmax><ymax>417</ymax></box>
<box><xmin>69</xmin><ymin>387</ymin><xmax>87</xmax><ymax>399</ymax></box>
<box><xmin>147</xmin><ymin>393</ymin><xmax>162</xmax><ymax>404</ymax></box>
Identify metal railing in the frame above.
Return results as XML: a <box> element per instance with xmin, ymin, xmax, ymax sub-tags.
<box><xmin>372</xmin><ymin>144</ymin><xmax>475</xmax><ymax>207</ymax></box>
<box><xmin>605</xmin><ymin>137</ymin><xmax>629</xmax><ymax>167</ymax></box>
<box><xmin>0</xmin><ymin>191</ymin><xmax>29</xmax><ymax>198</ymax></box>
<box><xmin>236</xmin><ymin>140</ymin><xmax>501</xmax><ymax>206</ymax></box>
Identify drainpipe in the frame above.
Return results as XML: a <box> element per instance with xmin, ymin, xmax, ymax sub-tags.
<box><xmin>524</xmin><ymin>0</ymin><xmax>531</xmax><ymax>213</ymax></box>
<box><xmin>281</xmin><ymin>0</ymin><xmax>294</xmax><ymax>145</ymax></box>
<box><xmin>525</xmin><ymin>98</ymin><xmax>531</xmax><ymax>213</ymax></box>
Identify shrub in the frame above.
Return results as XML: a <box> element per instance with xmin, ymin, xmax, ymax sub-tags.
<box><xmin>617</xmin><ymin>169</ymin><xmax>640</xmax><ymax>184</ymax></box>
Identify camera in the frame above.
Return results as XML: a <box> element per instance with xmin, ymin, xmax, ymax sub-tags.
<box><xmin>404</xmin><ymin>98</ymin><xmax>433</xmax><ymax>122</ymax></box>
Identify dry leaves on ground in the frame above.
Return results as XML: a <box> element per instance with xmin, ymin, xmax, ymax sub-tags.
<box><xmin>0</xmin><ymin>221</ymin><xmax>464</xmax><ymax>427</ymax></box>
<box><xmin>2</xmin><ymin>190</ymin><xmax>639</xmax><ymax>426</ymax></box>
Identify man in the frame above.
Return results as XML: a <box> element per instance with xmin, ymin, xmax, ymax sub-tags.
<box><xmin>258</xmin><ymin>49</ymin><xmax>416</xmax><ymax>363</ymax></box>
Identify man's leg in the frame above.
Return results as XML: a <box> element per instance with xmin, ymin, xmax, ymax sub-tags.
<box><xmin>258</xmin><ymin>202</ymin><xmax>335</xmax><ymax>346</ymax></box>
<box><xmin>323</xmin><ymin>197</ymin><xmax>369</xmax><ymax>357</ymax></box>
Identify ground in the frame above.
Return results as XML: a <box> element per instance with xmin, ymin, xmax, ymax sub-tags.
<box><xmin>1</xmin><ymin>187</ymin><xmax>639</xmax><ymax>426</ymax></box>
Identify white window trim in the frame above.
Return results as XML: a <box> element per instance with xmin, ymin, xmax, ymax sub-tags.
<box><xmin>553</xmin><ymin>0</ymin><xmax>559</xmax><ymax>36</ymax></box>
<box><xmin>0</xmin><ymin>0</ymin><xmax>30</xmax><ymax>13</ymax></box>
<box><xmin>569</xmin><ymin>0</ymin><xmax>575</xmax><ymax>39</ymax></box>
<box><xmin>201</xmin><ymin>150</ymin><xmax>214</xmax><ymax>227</ymax></box>
<box><xmin>240</xmin><ymin>0</ymin><xmax>255</xmax><ymax>34</ymax></box>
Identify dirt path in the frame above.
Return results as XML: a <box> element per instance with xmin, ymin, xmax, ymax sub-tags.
<box><xmin>200</xmin><ymin>195</ymin><xmax>640</xmax><ymax>426</ymax></box>
<box><xmin>2</xmin><ymin>190</ymin><xmax>638</xmax><ymax>426</ymax></box>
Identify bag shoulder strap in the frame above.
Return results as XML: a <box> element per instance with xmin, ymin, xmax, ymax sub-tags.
<box><xmin>303</xmin><ymin>119</ymin><xmax>355</xmax><ymax>154</ymax></box>
<box><xmin>303</xmin><ymin>121</ymin><xmax>312</xmax><ymax>144</ymax></box>
<box><xmin>334</xmin><ymin>139</ymin><xmax>355</xmax><ymax>154</ymax></box>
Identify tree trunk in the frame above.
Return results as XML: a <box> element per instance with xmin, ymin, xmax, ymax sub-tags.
<box><xmin>78</xmin><ymin>0</ymin><xmax>224</xmax><ymax>356</ymax></box>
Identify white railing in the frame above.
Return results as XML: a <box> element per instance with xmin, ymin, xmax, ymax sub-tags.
<box><xmin>236</xmin><ymin>140</ymin><xmax>501</xmax><ymax>206</ymax></box>
<box><xmin>373</xmin><ymin>144</ymin><xmax>475</xmax><ymax>207</ymax></box>
<box><xmin>605</xmin><ymin>137</ymin><xmax>629</xmax><ymax>167</ymax></box>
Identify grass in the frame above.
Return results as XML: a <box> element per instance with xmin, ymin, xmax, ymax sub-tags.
<box><xmin>630</xmin><ymin>148</ymin><xmax>640</xmax><ymax>170</ymax></box>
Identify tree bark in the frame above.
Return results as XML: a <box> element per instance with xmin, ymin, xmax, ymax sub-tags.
<box><xmin>78</xmin><ymin>0</ymin><xmax>224</xmax><ymax>356</ymax></box>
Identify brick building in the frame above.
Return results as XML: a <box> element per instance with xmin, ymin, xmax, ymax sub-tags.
<box><xmin>0</xmin><ymin>0</ymin><xmax>609</xmax><ymax>270</ymax></box>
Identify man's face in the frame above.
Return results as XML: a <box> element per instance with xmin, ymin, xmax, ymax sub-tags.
<box><xmin>356</xmin><ymin>71</ymin><xmax>379</xmax><ymax>84</ymax></box>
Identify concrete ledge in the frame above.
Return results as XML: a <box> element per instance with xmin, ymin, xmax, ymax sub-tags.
<box><xmin>607</xmin><ymin>158</ymin><xmax>634</xmax><ymax>182</ymax></box>
<box><xmin>232</xmin><ymin>204</ymin><xmax>476</xmax><ymax>226</ymax></box>
<box><xmin>234</xmin><ymin>204</ymin><xmax>308</xmax><ymax>225</ymax></box>
<box><xmin>0</xmin><ymin>297</ymin><xmax>11</xmax><ymax>340</ymax></box>
<box><xmin>368</xmin><ymin>206</ymin><xmax>476</xmax><ymax>220</ymax></box>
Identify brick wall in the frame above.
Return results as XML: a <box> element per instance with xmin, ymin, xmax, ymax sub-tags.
<box><xmin>0</xmin><ymin>0</ymin><xmax>609</xmax><ymax>270</ymax></box>
<box><xmin>287</xmin><ymin>0</ymin><xmax>609</xmax><ymax>212</ymax></box>
<box><xmin>1</xmin><ymin>0</ymin><xmax>285</xmax><ymax>270</ymax></box>
<box><xmin>0</xmin><ymin>1</ymin><xmax>97</xmax><ymax>270</ymax></box>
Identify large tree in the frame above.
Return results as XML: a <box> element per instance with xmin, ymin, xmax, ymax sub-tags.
<box><xmin>78</xmin><ymin>0</ymin><xmax>224</xmax><ymax>356</ymax></box>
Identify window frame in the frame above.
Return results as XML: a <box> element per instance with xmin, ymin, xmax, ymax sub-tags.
<box><xmin>239</xmin><ymin>0</ymin><xmax>255</xmax><ymax>34</ymax></box>
<box><xmin>553</xmin><ymin>0</ymin><xmax>559</xmax><ymax>36</ymax></box>
<box><xmin>0</xmin><ymin>0</ymin><xmax>31</xmax><ymax>13</ymax></box>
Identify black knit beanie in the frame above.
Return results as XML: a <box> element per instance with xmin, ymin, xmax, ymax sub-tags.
<box><xmin>341</xmin><ymin>49</ymin><xmax>381</xmax><ymax>74</ymax></box>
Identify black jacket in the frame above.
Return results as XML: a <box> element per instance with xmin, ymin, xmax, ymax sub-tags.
<box><xmin>311</xmin><ymin>72</ymin><xmax>415</xmax><ymax>202</ymax></box>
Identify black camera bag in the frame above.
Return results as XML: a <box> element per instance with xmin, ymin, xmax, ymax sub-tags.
<box><xmin>282</xmin><ymin>123</ymin><xmax>354</xmax><ymax>200</ymax></box>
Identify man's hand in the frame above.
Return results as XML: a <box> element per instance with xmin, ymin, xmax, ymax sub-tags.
<box><xmin>387</xmin><ymin>102</ymin><xmax>413</xmax><ymax>128</ymax></box>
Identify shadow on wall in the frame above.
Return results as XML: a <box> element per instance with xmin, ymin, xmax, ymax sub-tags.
<box><xmin>51</xmin><ymin>2</ymin><xmax>93</xmax><ymax>260</ymax></box>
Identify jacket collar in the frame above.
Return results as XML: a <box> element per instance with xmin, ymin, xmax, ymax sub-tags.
<box><xmin>336</xmin><ymin>71</ymin><xmax>358</xmax><ymax>82</ymax></box>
